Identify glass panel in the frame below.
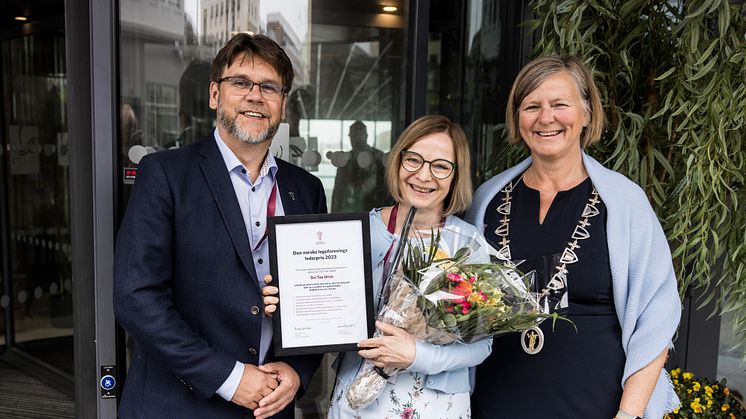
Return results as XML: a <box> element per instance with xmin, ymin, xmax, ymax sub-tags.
<box><xmin>0</xmin><ymin>30</ymin><xmax>74</xmax><ymax>375</ymax></box>
<box><xmin>119</xmin><ymin>0</ymin><xmax>408</xmax><ymax>214</ymax></box>
<box><xmin>717</xmin><ymin>311</ymin><xmax>746</xmax><ymax>394</ymax></box>
<box><xmin>428</xmin><ymin>0</ymin><xmax>527</xmax><ymax>179</ymax></box>
<box><xmin>119</xmin><ymin>0</ymin><xmax>408</xmax><ymax>415</ymax></box>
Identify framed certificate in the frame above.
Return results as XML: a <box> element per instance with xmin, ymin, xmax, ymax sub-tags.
<box><xmin>268</xmin><ymin>212</ymin><xmax>375</xmax><ymax>356</ymax></box>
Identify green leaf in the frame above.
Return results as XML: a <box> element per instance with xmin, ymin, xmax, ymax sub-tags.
<box><xmin>619</xmin><ymin>0</ymin><xmax>646</xmax><ymax>19</ymax></box>
<box><xmin>443</xmin><ymin>314</ymin><xmax>456</xmax><ymax>327</ymax></box>
<box><xmin>689</xmin><ymin>55</ymin><xmax>718</xmax><ymax>81</ymax></box>
<box><xmin>689</xmin><ymin>21</ymin><xmax>701</xmax><ymax>54</ymax></box>
<box><xmin>654</xmin><ymin>67</ymin><xmax>678</xmax><ymax>82</ymax></box>
<box><xmin>694</xmin><ymin>39</ymin><xmax>720</xmax><ymax>66</ymax></box>
<box><xmin>686</xmin><ymin>0</ymin><xmax>714</xmax><ymax>20</ymax></box>
<box><xmin>718</xmin><ymin>0</ymin><xmax>731</xmax><ymax>39</ymax></box>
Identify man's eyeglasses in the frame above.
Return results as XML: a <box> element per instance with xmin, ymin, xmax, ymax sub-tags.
<box><xmin>400</xmin><ymin>150</ymin><xmax>457</xmax><ymax>179</ymax></box>
<box><xmin>217</xmin><ymin>76</ymin><xmax>286</xmax><ymax>98</ymax></box>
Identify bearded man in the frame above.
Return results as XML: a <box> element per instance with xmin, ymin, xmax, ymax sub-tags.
<box><xmin>113</xmin><ymin>34</ymin><xmax>326</xmax><ymax>419</ymax></box>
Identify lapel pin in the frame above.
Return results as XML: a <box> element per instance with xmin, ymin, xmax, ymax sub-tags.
<box><xmin>288</xmin><ymin>191</ymin><xmax>296</xmax><ymax>201</ymax></box>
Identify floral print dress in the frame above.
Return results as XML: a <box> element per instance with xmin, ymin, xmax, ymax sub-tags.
<box><xmin>327</xmin><ymin>357</ymin><xmax>471</xmax><ymax>419</ymax></box>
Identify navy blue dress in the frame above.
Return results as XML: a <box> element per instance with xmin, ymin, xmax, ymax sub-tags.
<box><xmin>471</xmin><ymin>176</ymin><xmax>625</xmax><ymax>419</ymax></box>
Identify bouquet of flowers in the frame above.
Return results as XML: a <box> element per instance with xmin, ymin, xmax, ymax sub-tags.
<box><xmin>346</xmin><ymin>209</ymin><xmax>556</xmax><ymax>409</ymax></box>
<box><xmin>664</xmin><ymin>368</ymin><xmax>745</xmax><ymax>419</ymax></box>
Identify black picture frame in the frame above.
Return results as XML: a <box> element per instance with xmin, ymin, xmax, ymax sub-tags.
<box><xmin>268</xmin><ymin>212</ymin><xmax>375</xmax><ymax>356</ymax></box>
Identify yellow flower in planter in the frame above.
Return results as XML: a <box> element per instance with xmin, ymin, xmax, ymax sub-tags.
<box><xmin>691</xmin><ymin>397</ymin><xmax>703</xmax><ymax>413</ymax></box>
<box><xmin>663</xmin><ymin>368</ymin><xmax>745</xmax><ymax>419</ymax></box>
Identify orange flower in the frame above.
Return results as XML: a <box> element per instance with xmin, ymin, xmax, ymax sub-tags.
<box><xmin>451</xmin><ymin>280</ymin><xmax>473</xmax><ymax>297</ymax></box>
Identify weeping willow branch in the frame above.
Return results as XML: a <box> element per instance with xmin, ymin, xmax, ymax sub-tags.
<box><xmin>518</xmin><ymin>0</ymin><xmax>746</xmax><ymax>356</ymax></box>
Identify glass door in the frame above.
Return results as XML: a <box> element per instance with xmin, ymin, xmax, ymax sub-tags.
<box><xmin>118</xmin><ymin>0</ymin><xmax>410</xmax><ymax>416</ymax></box>
<box><xmin>0</xmin><ymin>28</ymin><xmax>74</xmax><ymax>390</ymax></box>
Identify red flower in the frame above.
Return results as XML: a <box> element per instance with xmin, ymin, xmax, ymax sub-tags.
<box><xmin>447</xmin><ymin>272</ymin><xmax>463</xmax><ymax>282</ymax></box>
<box><xmin>400</xmin><ymin>407</ymin><xmax>415</xmax><ymax>419</ymax></box>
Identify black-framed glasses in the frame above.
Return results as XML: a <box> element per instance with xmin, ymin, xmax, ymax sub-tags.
<box><xmin>217</xmin><ymin>76</ymin><xmax>286</xmax><ymax>98</ymax></box>
<box><xmin>400</xmin><ymin>150</ymin><xmax>457</xmax><ymax>179</ymax></box>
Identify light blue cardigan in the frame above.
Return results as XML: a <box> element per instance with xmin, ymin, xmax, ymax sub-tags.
<box><xmin>465</xmin><ymin>153</ymin><xmax>681</xmax><ymax>418</ymax></box>
<box><xmin>333</xmin><ymin>209</ymin><xmax>493</xmax><ymax>395</ymax></box>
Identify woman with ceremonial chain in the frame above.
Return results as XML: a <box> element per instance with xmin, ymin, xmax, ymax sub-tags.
<box><xmin>466</xmin><ymin>56</ymin><xmax>681</xmax><ymax>419</ymax></box>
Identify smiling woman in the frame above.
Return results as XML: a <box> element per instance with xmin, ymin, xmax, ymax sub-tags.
<box><xmin>396</xmin><ymin>132</ymin><xmax>456</xmax><ymax>216</ymax></box>
<box><xmin>466</xmin><ymin>55</ymin><xmax>681</xmax><ymax>419</ymax></box>
<box><xmin>517</xmin><ymin>72</ymin><xmax>589</xmax><ymax>166</ymax></box>
<box><xmin>317</xmin><ymin>114</ymin><xmax>492</xmax><ymax>418</ymax></box>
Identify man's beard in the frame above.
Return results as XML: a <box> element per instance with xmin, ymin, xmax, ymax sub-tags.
<box><xmin>217</xmin><ymin>98</ymin><xmax>279</xmax><ymax>145</ymax></box>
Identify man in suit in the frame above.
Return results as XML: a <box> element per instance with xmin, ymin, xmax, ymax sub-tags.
<box><xmin>113</xmin><ymin>33</ymin><xmax>325</xmax><ymax>418</ymax></box>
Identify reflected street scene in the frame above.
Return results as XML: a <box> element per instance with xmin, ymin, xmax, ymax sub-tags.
<box><xmin>119</xmin><ymin>0</ymin><xmax>406</xmax><ymax>215</ymax></box>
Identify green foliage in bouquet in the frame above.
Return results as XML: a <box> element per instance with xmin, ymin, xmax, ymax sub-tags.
<box><xmin>665</xmin><ymin>368</ymin><xmax>746</xmax><ymax>418</ymax></box>
<box><xmin>420</xmin><ymin>263</ymin><xmax>546</xmax><ymax>341</ymax></box>
<box><xmin>402</xmin><ymin>232</ymin><xmax>565</xmax><ymax>343</ymax></box>
<box><xmin>514</xmin><ymin>0</ymin><xmax>746</xmax><ymax>356</ymax></box>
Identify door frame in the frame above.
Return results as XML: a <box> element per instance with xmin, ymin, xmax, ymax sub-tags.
<box><xmin>65</xmin><ymin>0</ymin><xmax>119</xmax><ymax>417</ymax></box>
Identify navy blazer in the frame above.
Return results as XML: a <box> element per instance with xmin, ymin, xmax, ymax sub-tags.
<box><xmin>113</xmin><ymin>136</ymin><xmax>326</xmax><ymax>418</ymax></box>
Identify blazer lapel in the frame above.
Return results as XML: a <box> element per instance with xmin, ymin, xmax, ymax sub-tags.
<box><xmin>198</xmin><ymin>138</ymin><xmax>259</xmax><ymax>285</ymax></box>
<box><xmin>276</xmin><ymin>165</ymin><xmax>303</xmax><ymax>215</ymax></box>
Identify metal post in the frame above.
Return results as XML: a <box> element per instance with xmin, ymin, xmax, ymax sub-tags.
<box><xmin>405</xmin><ymin>0</ymin><xmax>430</xmax><ymax>125</ymax></box>
<box><xmin>65</xmin><ymin>0</ymin><xmax>119</xmax><ymax>416</ymax></box>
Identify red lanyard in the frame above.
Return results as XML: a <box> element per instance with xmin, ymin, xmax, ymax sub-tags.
<box><xmin>383</xmin><ymin>204</ymin><xmax>445</xmax><ymax>260</ymax></box>
<box><xmin>252</xmin><ymin>181</ymin><xmax>278</xmax><ymax>253</ymax></box>
<box><xmin>381</xmin><ymin>204</ymin><xmax>400</xmax><ymax>263</ymax></box>
<box><xmin>386</xmin><ymin>204</ymin><xmax>399</xmax><ymax>234</ymax></box>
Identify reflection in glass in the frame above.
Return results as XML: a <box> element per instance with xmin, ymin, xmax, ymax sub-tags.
<box><xmin>1</xmin><ymin>31</ymin><xmax>74</xmax><ymax>375</ymax></box>
<box><xmin>118</xmin><ymin>1</ymin><xmax>408</xmax><ymax>415</ymax></box>
<box><xmin>119</xmin><ymin>0</ymin><xmax>406</xmax><ymax>214</ymax></box>
<box><xmin>717</xmin><ymin>311</ymin><xmax>746</xmax><ymax>396</ymax></box>
<box><xmin>428</xmin><ymin>0</ymin><xmax>529</xmax><ymax>179</ymax></box>
<box><xmin>329</xmin><ymin>121</ymin><xmax>387</xmax><ymax>213</ymax></box>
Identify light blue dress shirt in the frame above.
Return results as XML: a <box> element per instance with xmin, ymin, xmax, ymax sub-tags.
<box><xmin>212</xmin><ymin>130</ymin><xmax>285</xmax><ymax>401</ymax></box>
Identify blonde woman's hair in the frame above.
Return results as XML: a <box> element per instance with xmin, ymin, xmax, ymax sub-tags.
<box><xmin>386</xmin><ymin>115</ymin><xmax>472</xmax><ymax>215</ymax></box>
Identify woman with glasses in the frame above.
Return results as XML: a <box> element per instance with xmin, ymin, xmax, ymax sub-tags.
<box><xmin>263</xmin><ymin>115</ymin><xmax>492</xmax><ymax>418</ymax></box>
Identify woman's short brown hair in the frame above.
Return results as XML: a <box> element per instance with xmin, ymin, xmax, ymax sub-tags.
<box><xmin>386</xmin><ymin>115</ymin><xmax>472</xmax><ymax>215</ymax></box>
<box><xmin>210</xmin><ymin>33</ymin><xmax>294</xmax><ymax>91</ymax></box>
<box><xmin>506</xmin><ymin>55</ymin><xmax>604</xmax><ymax>148</ymax></box>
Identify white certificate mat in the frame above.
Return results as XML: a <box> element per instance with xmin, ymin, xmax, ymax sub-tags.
<box><xmin>269</xmin><ymin>213</ymin><xmax>374</xmax><ymax>356</ymax></box>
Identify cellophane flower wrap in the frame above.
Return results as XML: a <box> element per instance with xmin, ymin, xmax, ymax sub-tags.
<box><xmin>346</xmin><ymin>224</ymin><xmax>549</xmax><ymax>410</ymax></box>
